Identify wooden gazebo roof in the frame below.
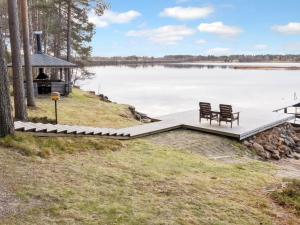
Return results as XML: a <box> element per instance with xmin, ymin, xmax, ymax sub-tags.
<box><xmin>8</xmin><ymin>54</ymin><xmax>77</xmax><ymax>68</ymax></box>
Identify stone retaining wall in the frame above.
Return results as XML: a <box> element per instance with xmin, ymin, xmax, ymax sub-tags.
<box><xmin>244</xmin><ymin>123</ymin><xmax>300</xmax><ymax>160</ymax></box>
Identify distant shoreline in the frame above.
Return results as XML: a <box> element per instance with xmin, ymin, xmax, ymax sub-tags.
<box><xmin>83</xmin><ymin>61</ymin><xmax>300</xmax><ymax>70</ymax></box>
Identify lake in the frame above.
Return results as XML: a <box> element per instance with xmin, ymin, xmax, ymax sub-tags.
<box><xmin>78</xmin><ymin>64</ymin><xmax>300</xmax><ymax>117</ymax></box>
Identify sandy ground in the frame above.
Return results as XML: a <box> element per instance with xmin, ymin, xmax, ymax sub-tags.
<box><xmin>145</xmin><ymin>129</ymin><xmax>255</xmax><ymax>163</ymax></box>
<box><xmin>146</xmin><ymin>129</ymin><xmax>300</xmax><ymax>179</ymax></box>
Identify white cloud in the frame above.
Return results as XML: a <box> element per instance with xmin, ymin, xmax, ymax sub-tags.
<box><xmin>272</xmin><ymin>22</ymin><xmax>300</xmax><ymax>35</ymax></box>
<box><xmin>254</xmin><ymin>44</ymin><xmax>268</xmax><ymax>50</ymax></box>
<box><xmin>195</xmin><ymin>39</ymin><xmax>207</xmax><ymax>45</ymax></box>
<box><xmin>207</xmin><ymin>48</ymin><xmax>231</xmax><ymax>55</ymax></box>
<box><xmin>160</xmin><ymin>6</ymin><xmax>214</xmax><ymax>20</ymax></box>
<box><xmin>198</xmin><ymin>22</ymin><xmax>242</xmax><ymax>38</ymax></box>
<box><xmin>89</xmin><ymin>10</ymin><xmax>141</xmax><ymax>28</ymax></box>
<box><xmin>126</xmin><ymin>25</ymin><xmax>196</xmax><ymax>45</ymax></box>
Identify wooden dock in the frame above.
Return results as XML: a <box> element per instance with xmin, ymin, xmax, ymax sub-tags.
<box><xmin>15</xmin><ymin>108</ymin><xmax>294</xmax><ymax>141</ymax></box>
<box><xmin>155</xmin><ymin>109</ymin><xmax>295</xmax><ymax>140</ymax></box>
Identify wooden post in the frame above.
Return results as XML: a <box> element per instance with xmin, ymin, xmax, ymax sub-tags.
<box><xmin>51</xmin><ymin>92</ymin><xmax>60</xmax><ymax>124</ymax></box>
<box><xmin>64</xmin><ymin>68</ymin><xmax>69</xmax><ymax>95</ymax></box>
<box><xmin>54</xmin><ymin>100</ymin><xmax>58</xmax><ymax>124</ymax></box>
<box><xmin>60</xmin><ymin>68</ymin><xmax>63</xmax><ymax>80</ymax></box>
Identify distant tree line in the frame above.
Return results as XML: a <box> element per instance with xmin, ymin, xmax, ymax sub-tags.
<box><xmin>87</xmin><ymin>54</ymin><xmax>300</xmax><ymax>66</ymax></box>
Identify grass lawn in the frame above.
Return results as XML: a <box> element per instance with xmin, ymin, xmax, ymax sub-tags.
<box><xmin>1</xmin><ymin>136</ymin><xmax>299</xmax><ymax>225</ymax></box>
<box><xmin>0</xmin><ymin>89</ymin><xmax>299</xmax><ymax>224</ymax></box>
<box><xmin>27</xmin><ymin>88</ymin><xmax>140</xmax><ymax>128</ymax></box>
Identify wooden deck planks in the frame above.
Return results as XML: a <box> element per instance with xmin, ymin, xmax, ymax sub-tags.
<box><xmin>14</xmin><ymin>108</ymin><xmax>295</xmax><ymax>140</ymax></box>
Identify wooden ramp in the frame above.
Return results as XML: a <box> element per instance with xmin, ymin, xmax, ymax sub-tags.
<box><xmin>14</xmin><ymin>108</ymin><xmax>294</xmax><ymax>141</ymax></box>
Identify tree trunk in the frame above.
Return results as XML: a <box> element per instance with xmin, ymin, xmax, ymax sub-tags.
<box><xmin>0</xmin><ymin>28</ymin><xmax>15</xmax><ymax>137</ymax></box>
<box><xmin>28</xmin><ymin>0</ymin><xmax>33</xmax><ymax>48</ymax></box>
<box><xmin>67</xmin><ymin>0</ymin><xmax>72</xmax><ymax>62</ymax></box>
<box><xmin>7</xmin><ymin>0</ymin><xmax>28</xmax><ymax>121</ymax></box>
<box><xmin>65</xmin><ymin>0</ymin><xmax>72</xmax><ymax>96</ymax></box>
<box><xmin>20</xmin><ymin>0</ymin><xmax>36</xmax><ymax>107</ymax></box>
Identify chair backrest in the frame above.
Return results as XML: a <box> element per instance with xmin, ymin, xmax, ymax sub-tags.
<box><xmin>199</xmin><ymin>102</ymin><xmax>211</xmax><ymax>116</ymax></box>
<box><xmin>219</xmin><ymin>104</ymin><xmax>232</xmax><ymax>118</ymax></box>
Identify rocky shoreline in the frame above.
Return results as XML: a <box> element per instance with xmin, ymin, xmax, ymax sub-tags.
<box><xmin>244</xmin><ymin>123</ymin><xmax>300</xmax><ymax>160</ymax></box>
<box><xmin>86</xmin><ymin>90</ymin><xmax>155</xmax><ymax>123</ymax></box>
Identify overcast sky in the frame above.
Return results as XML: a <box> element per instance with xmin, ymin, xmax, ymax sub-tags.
<box><xmin>88</xmin><ymin>0</ymin><xmax>300</xmax><ymax>56</ymax></box>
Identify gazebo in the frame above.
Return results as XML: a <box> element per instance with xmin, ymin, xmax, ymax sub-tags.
<box><xmin>8</xmin><ymin>32</ymin><xmax>77</xmax><ymax>96</ymax></box>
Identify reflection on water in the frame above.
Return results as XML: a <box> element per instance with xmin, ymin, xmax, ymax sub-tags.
<box><xmin>78</xmin><ymin>65</ymin><xmax>300</xmax><ymax>117</ymax></box>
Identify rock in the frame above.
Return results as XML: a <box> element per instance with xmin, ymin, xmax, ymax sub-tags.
<box><xmin>271</xmin><ymin>151</ymin><xmax>281</xmax><ymax>160</ymax></box>
<box><xmin>98</xmin><ymin>94</ymin><xmax>111</xmax><ymax>103</ymax></box>
<box><xmin>280</xmin><ymin>134</ymin><xmax>287</xmax><ymax>139</ymax></box>
<box><xmin>252</xmin><ymin>143</ymin><xmax>270</xmax><ymax>159</ymax></box>
<box><xmin>278</xmin><ymin>145</ymin><xmax>289</xmax><ymax>152</ymax></box>
<box><xmin>263</xmin><ymin>144</ymin><xmax>276</xmax><ymax>153</ymax></box>
<box><xmin>285</xmin><ymin>136</ymin><xmax>296</xmax><ymax>147</ymax></box>
<box><xmin>293</xmin><ymin>153</ymin><xmax>300</xmax><ymax>160</ymax></box>
<box><xmin>243</xmin><ymin>140</ymin><xmax>252</xmax><ymax>147</ymax></box>
<box><xmin>295</xmin><ymin>147</ymin><xmax>300</xmax><ymax>153</ymax></box>
<box><xmin>253</xmin><ymin>142</ymin><xmax>264</xmax><ymax>152</ymax></box>
<box><xmin>128</xmin><ymin>105</ymin><xmax>135</xmax><ymax>112</ymax></box>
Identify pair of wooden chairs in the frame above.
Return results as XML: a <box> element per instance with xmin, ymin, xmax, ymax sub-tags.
<box><xmin>199</xmin><ymin>102</ymin><xmax>240</xmax><ymax>128</ymax></box>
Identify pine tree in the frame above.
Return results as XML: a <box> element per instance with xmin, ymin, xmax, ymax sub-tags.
<box><xmin>7</xmin><ymin>0</ymin><xmax>28</xmax><ymax>121</ymax></box>
<box><xmin>20</xmin><ymin>0</ymin><xmax>36</xmax><ymax>107</ymax></box>
<box><xmin>0</xmin><ymin>27</ymin><xmax>14</xmax><ymax>137</ymax></box>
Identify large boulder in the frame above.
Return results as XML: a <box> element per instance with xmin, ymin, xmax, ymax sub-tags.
<box><xmin>253</xmin><ymin>143</ymin><xmax>270</xmax><ymax>159</ymax></box>
<box><xmin>271</xmin><ymin>150</ymin><xmax>281</xmax><ymax>160</ymax></box>
<box><xmin>263</xmin><ymin>144</ymin><xmax>276</xmax><ymax>153</ymax></box>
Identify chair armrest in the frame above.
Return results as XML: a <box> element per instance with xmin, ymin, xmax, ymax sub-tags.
<box><xmin>231</xmin><ymin>112</ymin><xmax>240</xmax><ymax>119</ymax></box>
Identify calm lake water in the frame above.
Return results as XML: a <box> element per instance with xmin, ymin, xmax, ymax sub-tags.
<box><xmin>79</xmin><ymin>64</ymin><xmax>300</xmax><ymax>117</ymax></box>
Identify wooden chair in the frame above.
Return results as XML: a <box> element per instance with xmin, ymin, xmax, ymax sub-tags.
<box><xmin>219</xmin><ymin>104</ymin><xmax>240</xmax><ymax>128</ymax></box>
<box><xmin>199</xmin><ymin>102</ymin><xmax>218</xmax><ymax>125</ymax></box>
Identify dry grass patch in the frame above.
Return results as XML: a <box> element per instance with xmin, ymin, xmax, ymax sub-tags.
<box><xmin>1</xmin><ymin>138</ymin><xmax>299</xmax><ymax>225</ymax></box>
<box><xmin>0</xmin><ymin>133</ymin><xmax>124</xmax><ymax>157</ymax></box>
<box><xmin>271</xmin><ymin>179</ymin><xmax>300</xmax><ymax>216</ymax></box>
